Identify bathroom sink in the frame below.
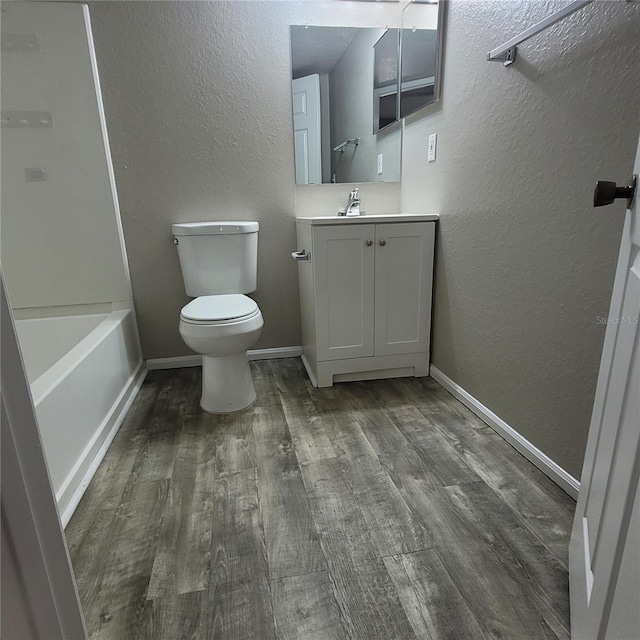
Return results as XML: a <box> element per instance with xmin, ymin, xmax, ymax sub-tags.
<box><xmin>296</xmin><ymin>213</ymin><xmax>439</xmax><ymax>225</ymax></box>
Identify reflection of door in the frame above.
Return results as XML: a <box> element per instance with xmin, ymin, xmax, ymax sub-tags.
<box><xmin>292</xmin><ymin>74</ymin><xmax>321</xmax><ymax>185</ymax></box>
<box><xmin>569</xmin><ymin>138</ymin><xmax>640</xmax><ymax>639</ymax></box>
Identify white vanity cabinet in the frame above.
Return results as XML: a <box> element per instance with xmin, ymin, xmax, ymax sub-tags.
<box><xmin>295</xmin><ymin>214</ymin><xmax>437</xmax><ymax>387</ymax></box>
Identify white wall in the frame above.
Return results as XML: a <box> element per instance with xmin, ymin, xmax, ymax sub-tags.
<box><xmin>1</xmin><ymin>2</ymin><xmax>132</xmax><ymax>311</ymax></box>
<box><xmin>401</xmin><ymin>0</ymin><xmax>640</xmax><ymax>478</ymax></box>
<box><xmin>295</xmin><ymin>182</ymin><xmax>401</xmax><ymax>218</ymax></box>
<box><xmin>87</xmin><ymin>1</ymin><xmax>405</xmax><ymax>360</ymax></box>
<box><xmin>376</xmin><ymin>123</ymin><xmax>402</xmax><ymax>186</ymax></box>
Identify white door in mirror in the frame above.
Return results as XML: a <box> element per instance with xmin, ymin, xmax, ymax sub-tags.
<box><xmin>292</xmin><ymin>74</ymin><xmax>322</xmax><ymax>185</ymax></box>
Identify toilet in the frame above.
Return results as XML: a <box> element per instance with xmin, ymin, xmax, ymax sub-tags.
<box><xmin>172</xmin><ymin>221</ymin><xmax>263</xmax><ymax>413</ymax></box>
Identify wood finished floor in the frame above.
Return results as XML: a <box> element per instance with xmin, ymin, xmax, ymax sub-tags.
<box><xmin>66</xmin><ymin>358</ymin><xmax>575</xmax><ymax>640</ymax></box>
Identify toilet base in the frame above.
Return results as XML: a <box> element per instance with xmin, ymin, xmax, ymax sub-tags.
<box><xmin>200</xmin><ymin>352</ymin><xmax>256</xmax><ymax>413</ymax></box>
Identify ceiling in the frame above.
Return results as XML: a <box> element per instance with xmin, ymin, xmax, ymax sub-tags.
<box><xmin>290</xmin><ymin>26</ymin><xmax>360</xmax><ymax>79</ymax></box>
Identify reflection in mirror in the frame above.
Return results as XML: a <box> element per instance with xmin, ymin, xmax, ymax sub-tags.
<box><xmin>400</xmin><ymin>1</ymin><xmax>442</xmax><ymax>119</ymax></box>
<box><xmin>290</xmin><ymin>26</ymin><xmax>401</xmax><ymax>185</ymax></box>
<box><xmin>373</xmin><ymin>29</ymin><xmax>400</xmax><ymax>133</ymax></box>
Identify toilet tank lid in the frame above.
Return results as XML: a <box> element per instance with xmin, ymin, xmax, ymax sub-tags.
<box><xmin>172</xmin><ymin>221</ymin><xmax>258</xmax><ymax>236</ymax></box>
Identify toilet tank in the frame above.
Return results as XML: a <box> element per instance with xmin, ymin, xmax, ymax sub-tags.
<box><xmin>172</xmin><ymin>221</ymin><xmax>258</xmax><ymax>296</ymax></box>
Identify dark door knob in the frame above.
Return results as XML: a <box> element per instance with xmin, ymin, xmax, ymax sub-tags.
<box><xmin>594</xmin><ymin>175</ymin><xmax>637</xmax><ymax>207</ymax></box>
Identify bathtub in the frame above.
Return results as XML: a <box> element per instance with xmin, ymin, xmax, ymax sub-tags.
<box><xmin>15</xmin><ymin>309</ymin><xmax>144</xmax><ymax>527</ymax></box>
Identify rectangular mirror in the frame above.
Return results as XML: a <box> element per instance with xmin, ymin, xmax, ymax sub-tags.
<box><xmin>289</xmin><ymin>2</ymin><xmax>442</xmax><ymax>186</ymax></box>
<box><xmin>291</xmin><ymin>26</ymin><xmax>402</xmax><ymax>185</ymax></box>
<box><xmin>373</xmin><ymin>1</ymin><xmax>442</xmax><ymax>132</ymax></box>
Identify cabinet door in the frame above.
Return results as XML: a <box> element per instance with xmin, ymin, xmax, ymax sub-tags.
<box><xmin>313</xmin><ymin>224</ymin><xmax>375</xmax><ymax>361</ymax></box>
<box><xmin>374</xmin><ymin>222</ymin><xmax>435</xmax><ymax>356</ymax></box>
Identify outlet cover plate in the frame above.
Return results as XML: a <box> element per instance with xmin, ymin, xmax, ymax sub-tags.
<box><xmin>428</xmin><ymin>133</ymin><xmax>437</xmax><ymax>162</ymax></box>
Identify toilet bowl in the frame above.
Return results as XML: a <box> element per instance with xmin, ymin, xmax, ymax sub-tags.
<box><xmin>172</xmin><ymin>220</ymin><xmax>262</xmax><ymax>413</ymax></box>
<box><xmin>179</xmin><ymin>294</ymin><xmax>263</xmax><ymax>413</ymax></box>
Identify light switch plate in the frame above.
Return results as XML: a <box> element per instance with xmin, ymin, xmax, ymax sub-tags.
<box><xmin>428</xmin><ymin>133</ymin><xmax>437</xmax><ymax>162</ymax></box>
<box><xmin>377</xmin><ymin>153</ymin><xmax>383</xmax><ymax>175</ymax></box>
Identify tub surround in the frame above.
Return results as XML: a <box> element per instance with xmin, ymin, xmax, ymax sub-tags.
<box><xmin>1</xmin><ymin>3</ymin><xmax>132</xmax><ymax>311</ymax></box>
<box><xmin>2</xmin><ymin>2</ymin><xmax>144</xmax><ymax>526</ymax></box>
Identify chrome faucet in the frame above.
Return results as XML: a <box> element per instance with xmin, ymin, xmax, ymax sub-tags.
<box><xmin>341</xmin><ymin>187</ymin><xmax>362</xmax><ymax>216</ymax></box>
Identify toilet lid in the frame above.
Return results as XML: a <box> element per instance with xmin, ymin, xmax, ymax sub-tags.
<box><xmin>181</xmin><ymin>295</ymin><xmax>258</xmax><ymax>322</ymax></box>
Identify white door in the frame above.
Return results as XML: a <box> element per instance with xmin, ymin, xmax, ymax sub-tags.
<box><xmin>374</xmin><ymin>222</ymin><xmax>435</xmax><ymax>356</ymax></box>
<box><xmin>314</xmin><ymin>224</ymin><xmax>375</xmax><ymax>361</ymax></box>
<box><xmin>292</xmin><ymin>74</ymin><xmax>322</xmax><ymax>185</ymax></box>
<box><xmin>1</xmin><ymin>272</ymin><xmax>88</xmax><ymax>639</ymax></box>
<box><xmin>569</xmin><ymin>139</ymin><xmax>640</xmax><ymax>639</ymax></box>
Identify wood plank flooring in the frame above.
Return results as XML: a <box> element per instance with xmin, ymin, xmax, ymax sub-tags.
<box><xmin>66</xmin><ymin>359</ymin><xmax>575</xmax><ymax>640</ymax></box>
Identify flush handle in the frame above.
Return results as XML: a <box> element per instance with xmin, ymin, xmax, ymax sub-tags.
<box><xmin>594</xmin><ymin>175</ymin><xmax>637</xmax><ymax>208</ymax></box>
<box><xmin>292</xmin><ymin>249</ymin><xmax>311</xmax><ymax>262</ymax></box>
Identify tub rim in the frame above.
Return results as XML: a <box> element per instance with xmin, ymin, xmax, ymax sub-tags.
<box><xmin>30</xmin><ymin>309</ymin><xmax>131</xmax><ymax>406</ymax></box>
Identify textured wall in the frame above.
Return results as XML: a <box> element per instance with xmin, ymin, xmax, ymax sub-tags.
<box><xmin>1</xmin><ymin>2</ymin><xmax>131</xmax><ymax>311</ymax></box>
<box><xmin>87</xmin><ymin>1</ymin><xmax>404</xmax><ymax>359</ymax></box>
<box><xmin>401</xmin><ymin>0</ymin><xmax>640</xmax><ymax>478</ymax></box>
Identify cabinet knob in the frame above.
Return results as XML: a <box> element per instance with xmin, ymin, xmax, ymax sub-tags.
<box><xmin>366</xmin><ymin>239</ymin><xmax>373</xmax><ymax>246</ymax></box>
<box><xmin>379</xmin><ymin>239</ymin><xmax>386</xmax><ymax>246</ymax></box>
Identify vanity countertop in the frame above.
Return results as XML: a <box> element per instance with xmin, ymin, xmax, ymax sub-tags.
<box><xmin>295</xmin><ymin>213</ymin><xmax>439</xmax><ymax>225</ymax></box>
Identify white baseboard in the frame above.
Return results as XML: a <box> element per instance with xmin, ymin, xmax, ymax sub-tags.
<box><xmin>146</xmin><ymin>355</ymin><xmax>201</xmax><ymax>370</ymax></box>
<box><xmin>248</xmin><ymin>346</ymin><xmax>303</xmax><ymax>361</ymax></box>
<box><xmin>59</xmin><ymin>363</ymin><xmax>147</xmax><ymax>528</ymax></box>
<box><xmin>429</xmin><ymin>365</ymin><xmax>580</xmax><ymax>500</ymax></box>
<box><xmin>146</xmin><ymin>346</ymin><xmax>303</xmax><ymax>370</ymax></box>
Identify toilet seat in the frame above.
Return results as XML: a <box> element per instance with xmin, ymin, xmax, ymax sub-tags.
<box><xmin>180</xmin><ymin>294</ymin><xmax>258</xmax><ymax>324</ymax></box>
